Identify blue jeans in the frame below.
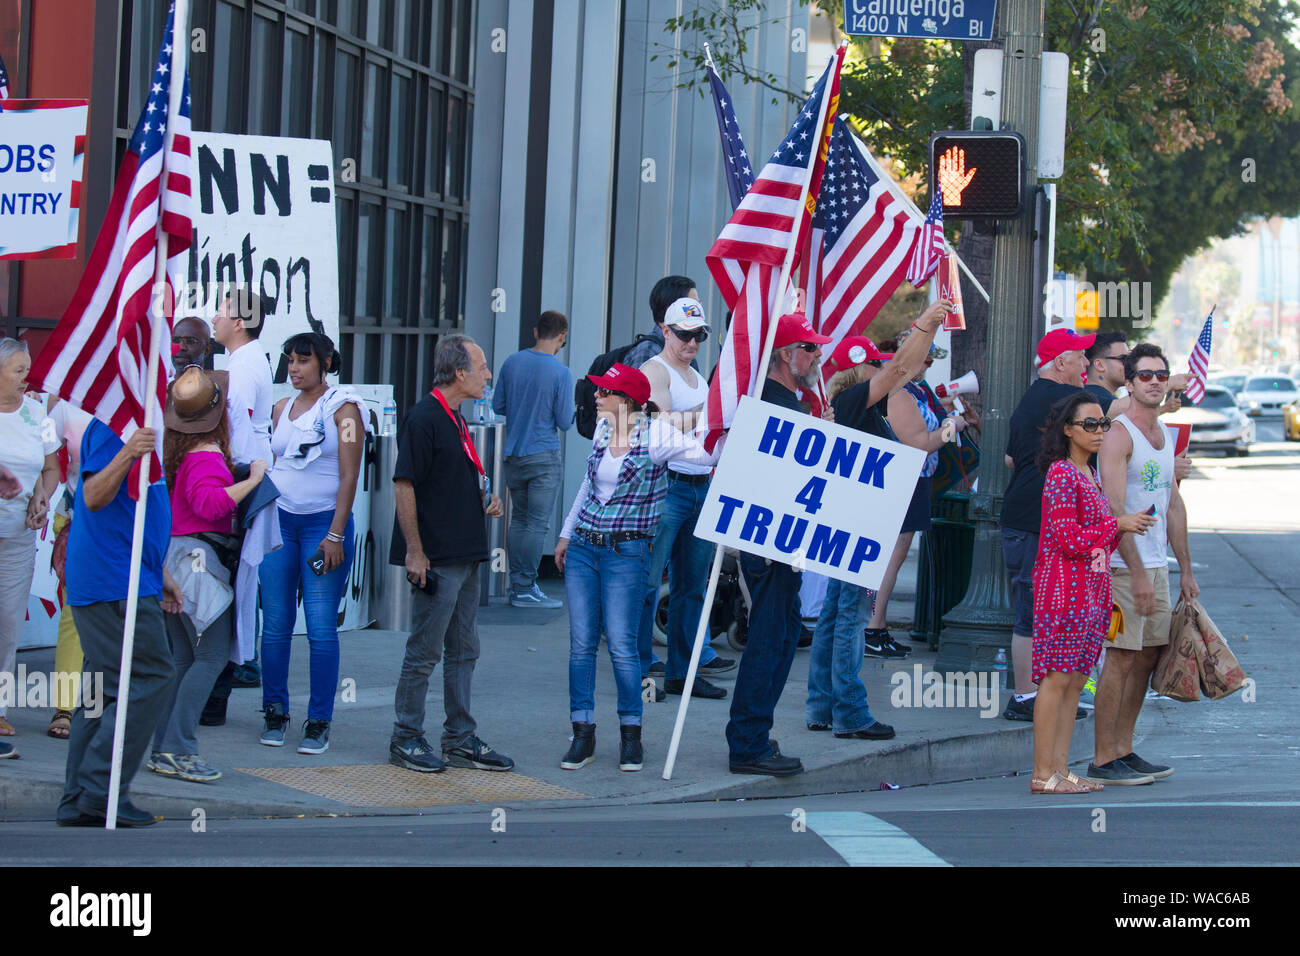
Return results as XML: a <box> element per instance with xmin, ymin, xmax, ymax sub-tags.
<box><xmin>565</xmin><ymin>536</ymin><xmax>649</xmax><ymax>726</ymax></box>
<box><xmin>727</xmin><ymin>552</ymin><xmax>802</xmax><ymax>763</ymax></box>
<box><xmin>504</xmin><ymin>450</ymin><xmax>562</xmax><ymax>593</ymax></box>
<box><xmin>638</xmin><ymin>477</ymin><xmax>717</xmax><ymax>680</ymax></box>
<box><xmin>259</xmin><ymin>508</ymin><xmax>354</xmax><ymax>722</ymax></box>
<box><xmin>805</xmin><ymin>577</ymin><xmax>875</xmax><ymax>733</ymax></box>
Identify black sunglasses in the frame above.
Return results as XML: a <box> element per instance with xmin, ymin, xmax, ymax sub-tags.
<box><xmin>788</xmin><ymin>343</ymin><xmax>819</xmax><ymax>353</ymax></box>
<box><xmin>594</xmin><ymin>387</ymin><xmax>627</xmax><ymax>400</ymax></box>
<box><xmin>1069</xmin><ymin>417</ymin><xmax>1113</xmax><ymax>433</ymax></box>
<box><xmin>1100</xmin><ymin>354</ymin><xmax>1129</xmax><ymax>362</ymax></box>
<box><xmin>670</xmin><ymin>327</ymin><xmax>708</xmax><ymax>344</ymax></box>
<box><xmin>1133</xmin><ymin>369</ymin><xmax>1170</xmax><ymax>383</ymax></box>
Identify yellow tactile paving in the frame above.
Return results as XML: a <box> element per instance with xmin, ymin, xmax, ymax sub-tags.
<box><xmin>237</xmin><ymin>764</ymin><xmax>587</xmax><ymax>807</ymax></box>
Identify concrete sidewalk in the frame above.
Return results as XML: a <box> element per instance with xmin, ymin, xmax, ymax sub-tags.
<box><xmin>0</xmin><ymin>542</ymin><xmax>1054</xmax><ymax>822</ymax></box>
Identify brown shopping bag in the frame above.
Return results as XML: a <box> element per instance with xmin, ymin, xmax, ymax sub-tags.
<box><xmin>1185</xmin><ymin>598</ymin><xmax>1247</xmax><ymax>700</ymax></box>
<box><xmin>1149</xmin><ymin>600</ymin><xmax>1203</xmax><ymax>701</ymax></box>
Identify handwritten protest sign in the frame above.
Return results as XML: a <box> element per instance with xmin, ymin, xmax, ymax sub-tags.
<box><xmin>695</xmin><ymin>394</ymin><xmax>925</xmax><ymax>590</ymax></box>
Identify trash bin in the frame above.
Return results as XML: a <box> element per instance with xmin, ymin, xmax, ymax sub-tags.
<box><xmin>910</xmin><ymin>492</ymin><xmax>975</xmax><ymax>650</ymax></box>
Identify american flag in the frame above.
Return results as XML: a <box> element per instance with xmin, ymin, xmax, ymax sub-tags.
<box><xmin>707</xmin><ymin>63</ymin><xmax>755</xmax><ymax>211</ymax></box>
<box><xmin>29</xmin><ymin>1</ymin><xmax>191</xmax><ymax>490</ymax></box>
<box><xmin>1184</xmin><ymin>309</ymin><xmax>1214</xmax><ymax>405</ymax></box>
<box><xmin>906</xmin><ymin>191</ymin><xmax>945</xmax><ymax>286</ymax></box>
<box><xmin>703</xmin><ymin>49</ymin><xmax>844</xmax><ymax>448</ymax></box>
<box><xmin>804</xmin><ymin>119</ymin><xmax>925</xmax><ymax>358</ymax></box>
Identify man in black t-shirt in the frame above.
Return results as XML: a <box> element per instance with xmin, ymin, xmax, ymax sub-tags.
<box><xmin>999</xmin><ymin>329</ymin><xmax>1093</xmax><ymax>721</ymax></box>
<box><xmin>388</xmin><ymin>334</ymin><xmax>514</xmax><ymax>775</ymax></box>
<box><xmin>1083</xmin><ymin>331</ymin><xmax>1127</xmax><ymax>415</ymax></box>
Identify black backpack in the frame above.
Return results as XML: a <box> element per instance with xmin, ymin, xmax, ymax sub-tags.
<box><xmin>573</xmin><ymin>334</ymin><xmax>657</xmax><ymax>439</ymax></box>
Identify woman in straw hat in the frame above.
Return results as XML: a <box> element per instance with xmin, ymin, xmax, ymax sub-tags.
<box><xmin>147</xmin><ymin>366</ymin><xmax>267</xmax><ymax>784</ymax></box>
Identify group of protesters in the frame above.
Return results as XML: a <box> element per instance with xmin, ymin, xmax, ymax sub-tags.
<box><xmin>0</xmin><ymin>273</ymin><xmax>1201</xmax><ymax>817</ymax></box>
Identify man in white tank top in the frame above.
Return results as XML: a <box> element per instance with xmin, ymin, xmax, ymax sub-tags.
<box><xmin>1090</xmin><ymin>344</ymin><xmax>1200</xmax><ymax>786</ymax></box>
<box><xmin>637</xmin><ymin>297</ymin><xmax>735</xmax><ymax>698</ymax></box>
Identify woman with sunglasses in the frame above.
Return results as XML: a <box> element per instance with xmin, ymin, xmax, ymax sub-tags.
<box><xmin>553</xmin><ymin>363</ymin><xmax>720</xmax><ymax>772</ymax></box>
<box><xmin>1030</xmin><ymin>393</ymin><xmax>1155</xmax><ymax>794</ymax></box>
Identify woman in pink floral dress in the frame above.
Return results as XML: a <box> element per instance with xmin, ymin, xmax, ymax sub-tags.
<box><xmin>1030</xmin><ymin>393</ymin><xmax>1154</xmax><ymax>794</ymax></box>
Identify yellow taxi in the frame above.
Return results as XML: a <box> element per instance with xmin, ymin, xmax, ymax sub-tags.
<box><xmin>1285</xmin><ymin>396</ymin><xmax>1300</xmax><ymax>441</ymax></box>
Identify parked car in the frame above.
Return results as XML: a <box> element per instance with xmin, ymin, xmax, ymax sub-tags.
<box><xmin>1208</xmin><ymin>372</ymin><xmax>1248</xmax><ymax>396</ymax></box>
<box><xmin>1236</xmin><ymin>375</ymin><xmax>1300</xmax><ymax>417</ymax></box>
<box><xmin>1284</xmin><ymin>396</ymin><xmax>1300</xmax><ymax>441</ymax></box>
<box><xmin>1165</xmin><ymin>385</ymin><xmax>1255</xmax><ymax>456</ymax></box>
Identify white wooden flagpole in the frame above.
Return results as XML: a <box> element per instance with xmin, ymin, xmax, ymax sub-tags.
<box><xmin>105</xmin><ymin>0</ymin><xmax>189</xmax><ymax>829</ymax></box>
<box><xmin>663</xmin><ymin>42</ymin><xmax>846</xmax><ymax>780</ymax></box>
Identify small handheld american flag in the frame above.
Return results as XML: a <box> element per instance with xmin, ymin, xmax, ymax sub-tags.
<box><xmin>906</xmin><ymin>191</ymin><xmax>945</xmax><ymax>286</ymax></box>
<box><xmin>1183</xmin><ymin>309</ymin><xmax>1214</xmax><ymax>405</ymax></box>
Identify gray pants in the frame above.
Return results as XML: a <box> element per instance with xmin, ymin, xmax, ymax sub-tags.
<box><xmin>392</xmin><ymin>563</ymin><xmax>480</xmax><ymax>750</ymax></box>
<box><xmin>153</xmin><ymin>606</ymin><xmax>234</xmax><ymax>755</ymax></box>
<box><xmin>61</xmin><ymin>598</ymin><xmax>174</xmax><ymax>818</ymax></box>
<box><xmin>503</xmin><ymin>449</ymin><xmax>562</xmax><ymax>593</ymax></box>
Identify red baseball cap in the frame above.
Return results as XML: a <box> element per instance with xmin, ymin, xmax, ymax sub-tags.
<box><xmin>587</xmin><ymin>363</ymin><xmax>652</xmax><ymax>406</ymax></box>
<box><xmin>773</xmin><ymin>313</ymin><xmax>833</xmax><ymax>349</ymax></box>
<box><xmin>1036</xmin><ymin>328</ymin><xmax>1096</xmax><ymax>368</ymax></box>
<box><xmin>830</xmin><ymin>335</ymin><xmax>893</xmax><ymax>370</ymax></box>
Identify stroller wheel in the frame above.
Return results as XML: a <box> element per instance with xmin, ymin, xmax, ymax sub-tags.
<box><xmin>726</xmin><ymin>619</ymin><xmax>748</xmax><ymax>652</ymax></box>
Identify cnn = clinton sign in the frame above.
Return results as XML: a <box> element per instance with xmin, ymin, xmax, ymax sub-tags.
<box><xmin>0</xmin><ymin>99</ymin><xmax>89</xmax><ymax>260</ymax></box>
<box><xmin>187</xmin><ymin>132</ymin><xmax>339</xmax><ymax>370</ymax></box>
<box><xmin>843</xmin><ymin>0</ymin><xmax>997</xmax><ymax>41</ymax></box>
<box><xmin>695</xmin><ymin>395</ymin><xmax>925</xmax><ymax>590</ymax></box>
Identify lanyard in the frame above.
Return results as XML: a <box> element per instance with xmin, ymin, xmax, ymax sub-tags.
<box><xmin>431</xmin><ymin>388</ymin><xmax>487</xmax><ymax>485</ymax></box>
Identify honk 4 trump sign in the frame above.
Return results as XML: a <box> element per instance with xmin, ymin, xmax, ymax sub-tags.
<box><xmin>695</xmin><ymin>395</ymin><xmax>925</xmax><ymax>590</ymax></box>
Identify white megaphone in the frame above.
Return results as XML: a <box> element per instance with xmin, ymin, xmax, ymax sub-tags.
<box><xmin>934</xmin><ymin>371</ymin><xmax>979</xmax><ymax>399</ymax></box>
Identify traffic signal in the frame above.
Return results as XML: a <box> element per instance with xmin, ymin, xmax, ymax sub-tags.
<box><xmin>928</xmin><ymin>131</ymin><xmax>1026</xmax><ymax>219</ymax></box>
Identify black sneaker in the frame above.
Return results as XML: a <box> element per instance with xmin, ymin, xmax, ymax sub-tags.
<box><xmin>561</xmin><ymin>722</ymin><xmax>596</xmax><ymax>770</ymax></box>
<box><xmin>834</xmin><ymin>721</ymin><xmax>896</xmax><ymax>740</ymax></box>
<box><xmin>806</xmin><ymin>721</ymin><xmax>831</xmax><ymax>732</ymax></box>
<box><xmin>260</xmin><ymin>703</ymin><xmax>290</xmax><ymax>746</ymax></box>
<box><xmin>444</xmin><ymin>735</ymin><xmax>514</xmax><ymax>772</ymax></box>
<box><xmin>699</xmin><ymin>656</ymin><xmax>738</xmax><ymax>675</ymax></box>
<box><xmin>618</xmin><ymin>725</ymin><xmax>643</xmax><ymax>772</ymax></box>
<box><xmin>390</xmin><ymin>736</ymin><xmax>446</xmax><ymax>773</ymax></box>
<box><xmin>231</xmin><ymin>661</ymin><xmax>262</xmax><ymax>688</ymax></box>
<box><xmin>664</xmin><ymin>677</ymin><xmax>727</xmax><ymax>699</ymax></box>
<box><xmin>648</xmin><ymin>661</ymin><xmax>665</xmax><ymax>677</ymax></box>
<box><xmin>1119</xmin><ymin>752</ymin><xmax>1174</xmax><ymax>779</ymax></box>
<box><xmin>1085</xmin><ymin>759</ymin><xmax>1155</xmax><ymax>786</ymax></box>
<box><xmin>730</xmin><ymin>751</ymin><xmax>804</xmax><ymax>776</ymax></box>
<box><xmin>884</xmin><ymin>637</ymin><xmax>912</xmax><ymax>657</ymax></box>
<box><xmin>298</xmin><ymin>719</ymin><xmax>330</xmax><ymax>755</ymax></box>
<box><xmin>798</xmin><ymin>626</ymin><xmax>814</xmax><ymax>648</ymax></box>
<box><xmin>1002</xmin><ymin>695</ymin><xmax>1035</xmax><ymax>721</ymax></box>
<box><xmin>864</xmin><ymin>629</ymin><xmax>909</xmax><ymax>658</ymax></box>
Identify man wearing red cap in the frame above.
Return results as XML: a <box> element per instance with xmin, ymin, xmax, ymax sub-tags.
<box><xmin>999</xmin><ymin>329</ymin><xmax>1094</xmax><ymax>721</ymax></box>
<box><xmin>726</xmin><ymin>313</ymin><xmax>832</xmax><ymax>776</ymax></box>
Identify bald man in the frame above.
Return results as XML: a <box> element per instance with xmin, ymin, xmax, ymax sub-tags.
<box><xmin>172</xmin><ymin>316</ymin><xmax>212</xmax><ymax>378</ymax></box>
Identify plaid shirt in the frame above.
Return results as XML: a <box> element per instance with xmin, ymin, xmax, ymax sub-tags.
<box><xmin>574</xmin><ymin>418</ymin><xmax>668</xmax><ymax>535</ymax></box>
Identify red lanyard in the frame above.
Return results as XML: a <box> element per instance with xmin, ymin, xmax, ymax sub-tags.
<box><xmin>431</xmin><ymin>389</ymin><xmax>486</xmax><ymax>478</ymax></box>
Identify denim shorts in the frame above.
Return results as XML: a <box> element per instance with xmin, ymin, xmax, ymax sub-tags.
<box><xmin>1001</xmin><ymin>527</ymin><xmax>1038</xmax><ymax>637</ymax></box>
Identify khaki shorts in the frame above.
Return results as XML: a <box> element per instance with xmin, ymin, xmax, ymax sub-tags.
<box><xmin>1110</xmin><ymin>565</ymin><xmax>1171</xmax><ymax>651</ymax></box>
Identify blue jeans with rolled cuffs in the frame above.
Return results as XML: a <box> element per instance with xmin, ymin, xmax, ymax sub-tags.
<box><xmin>805</xmin><ymin>577</ymin><xmax>876</xmax><ymax>734</ymax></box>
<box><xmin>565</xmin><ymin>536</ymin><xmax>649</xmax><ymax>726</ymax></box>
<box><xmin>259</xmin><ymin>509</ymin><xmax>354</xmax><ymax>722</ymax></box>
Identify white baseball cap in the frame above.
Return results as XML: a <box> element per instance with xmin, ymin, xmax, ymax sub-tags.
<box><xmin>664</xmin><ymin>296</ymin><xmax>709</xmax><ymax>332</ymax></box>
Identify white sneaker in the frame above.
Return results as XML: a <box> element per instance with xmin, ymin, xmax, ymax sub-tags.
<box><xmin>511</xmin><ymin>584</ymin><xmax>562</xmax><ymax>609</ymax></box>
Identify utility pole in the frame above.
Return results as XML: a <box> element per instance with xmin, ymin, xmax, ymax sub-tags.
<box><xmin>936</xmin><ymin>0</ymin><xmax>1044</xmax><ymax>681</ymax></box>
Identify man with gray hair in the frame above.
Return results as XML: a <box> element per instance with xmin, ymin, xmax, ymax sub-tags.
<box><xmin>387</xmin><ymin>334</ymin><xmax>514</xmax><ymax>773</ymax></box>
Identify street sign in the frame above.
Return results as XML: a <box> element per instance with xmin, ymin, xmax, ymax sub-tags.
<box><xmin>928</xmin><ymin>130</ymin><xmax>1024</xmax><ymax>218</ymax></box>
<box><xmin>842</xmin><ymin>0</ymin><xmax>997</xmax><ymax>41</ymax></box>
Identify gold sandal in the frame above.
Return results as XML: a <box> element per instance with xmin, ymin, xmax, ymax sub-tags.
<box><xmin>1065</xmin><ymin>771</ymin><xmax>1104</xmax><ymax>792</ymax></box>
<box><xmin>1030</xmin><ymin>771</ymin><xmax>1088</xmax><ymax>794</ymax></box>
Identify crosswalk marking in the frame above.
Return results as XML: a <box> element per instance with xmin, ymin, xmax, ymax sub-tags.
<box><xmin>803</xmin><ymin>811</ymin><xmax>950</xmax><ymax>867</ymax></box>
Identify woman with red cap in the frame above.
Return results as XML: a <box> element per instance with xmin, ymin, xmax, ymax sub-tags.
<box><xmin>553</xmin><ymin>363</ymin><xmax>720</xmax><ymax>773</ymax></box>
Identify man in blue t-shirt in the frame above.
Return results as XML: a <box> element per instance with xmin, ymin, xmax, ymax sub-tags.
<box><xmin>58</xmin><ymin>419</ymin><xmax>179</xmax><ymax>828</ymax></box>
<box><xmin>492</xmin><ymin>310</ymin><xmax>574</xmax><ymax>608</ymax></box>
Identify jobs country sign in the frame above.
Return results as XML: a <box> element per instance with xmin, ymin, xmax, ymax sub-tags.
<box><xmin>0</xmin><ymin>99</ymin><xmax>89</xmax><ymax>260</ymax></box>
<box><xmin>187</xmin><ymin>132</ymin><xmax>339</xmax><ymax>375</ymax></box>
<box><xmin>842</xmin><ymin>0</ymin><xmax>997</xmax><ymax>41</ymax></box>
<box><xmin>695</xmin><ymin>395</ymin><xmax>925</xmax><ymax>590</ymax></box>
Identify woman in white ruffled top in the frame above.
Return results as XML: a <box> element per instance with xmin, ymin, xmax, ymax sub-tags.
<box><xmin>259</xmin><ymin>332</ymin><xmax>369</xmax><ymax>757</ymax></box>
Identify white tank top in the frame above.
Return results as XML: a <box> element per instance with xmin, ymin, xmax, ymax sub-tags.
<box><xmin>648</xmin><ymin>354</ymin><xmax>711</xmax><ymax>476</ymax></box>
<box><xmin>269</xmin><ymin>393</ymin><xmax>341</xmax><ymax>515</ymax></box>
<box><xmin>1109</xmin><ymin>415</ymin><xmax>1175</xmax><ymax>570</ymax></box>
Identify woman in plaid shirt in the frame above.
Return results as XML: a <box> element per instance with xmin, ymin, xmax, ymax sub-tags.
<box><xmin>553</xmin><ymin>364</ymin><xmax>720</xmax><ymax>773</ymax></box>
